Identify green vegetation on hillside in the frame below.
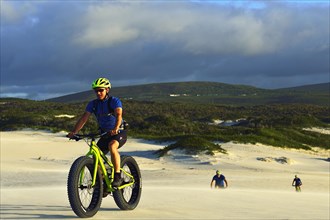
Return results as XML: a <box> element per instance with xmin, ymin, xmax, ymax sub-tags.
<box><xmin>1</xmin><ymin>98</ymin><xmax>329</xmax><ymax>153</ymax></box>
<box><xmin>0</xmin><ymin>98</ymin><xmax>97</xmax><ymax>133</ymax></box>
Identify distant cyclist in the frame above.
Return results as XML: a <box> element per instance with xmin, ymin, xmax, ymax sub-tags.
<box><xmin>292</xmin><ymin>175</ymin><xmax>302</xmax><ymax>192</ymax></box>
<box><xmin>210</xmin><ymin>170</ymin><xmax>228</xmax><ymax>189</ymax></box>
<box><xmin>68</xmin><ymin>77</ymin><xmax>127</xmax><ymax>188</ymax></box>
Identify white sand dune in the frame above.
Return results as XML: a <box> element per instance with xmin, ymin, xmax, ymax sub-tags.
<box><xmin>1</xmin><ymin>130</ymin><xmax>329</xmax><ymax>219</ymax></box>
<box><xmin>303</xmin><ymin>127</ymin><xmax>330</xmax><ymax>135</ymax></box>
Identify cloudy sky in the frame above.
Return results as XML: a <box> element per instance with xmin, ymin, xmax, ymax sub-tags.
<box><xmin>1</xmin><ymin>0</ymin><xmax>329</xmax><ymax>100</ymax></box>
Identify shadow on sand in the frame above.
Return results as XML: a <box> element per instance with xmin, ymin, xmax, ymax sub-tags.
<box><xmin>0</xmin><ymin>204</ymin><xmax>121</xmax><ymax>219</ymax></box>
<box><xmin>0</xmin><ymin>204</ymin><xmax>74</xmax><ymax>219</ymax></box>
<box><xmin>314</xmin><ymin>157</ymin><xmax>330</xmax><ymax>162</ymax></box>
<box><xmin>121</xmin><ymin>150</ymin><xmax>159</xmax><ymax>159</ymax></box>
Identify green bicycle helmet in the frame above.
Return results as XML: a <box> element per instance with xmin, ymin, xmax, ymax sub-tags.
<box><xmin>92</xmin><ymin>77</ymin><xmax>111</xmax><ymax>89</ymax></box>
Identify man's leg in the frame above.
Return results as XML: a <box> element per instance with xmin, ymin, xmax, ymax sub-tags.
<box><xmin>109</xmin><ymin>140</ymin><xmax>122</xmax><ymax>187</ymax></box>
<box><xmin>109</xmin><ymin>140</ymin><xmax>120</xmax><ymax>172</ymax></box>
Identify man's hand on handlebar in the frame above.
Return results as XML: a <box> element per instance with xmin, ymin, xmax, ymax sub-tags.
<box><xmin>67</xmin><ymin>132</ymin><xmax>76</xmax><ymax>139</ymax></box>
<box><xmin>109</xmin><ymin>128</ymin><xmax>119</xmax><ymax>136</ymax></box>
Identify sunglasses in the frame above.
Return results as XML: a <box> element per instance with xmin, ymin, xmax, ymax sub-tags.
<box><xmin>94</xmin><ymin>88</ymin><xmax>106</xmax><ymax>93</ymax></box>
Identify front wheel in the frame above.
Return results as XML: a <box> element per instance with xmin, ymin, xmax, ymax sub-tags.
<box><xmin>113</xmin><ymin>155</ymin><xmax>142</xmax><ymax>210</ymax></box>
<box><xmin>67</xmin><ymin>156</ymin><xmax>103</xmax><ymax>218</ymax></box>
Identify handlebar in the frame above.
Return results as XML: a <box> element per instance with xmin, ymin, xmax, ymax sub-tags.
<box><xmin>67</xmin><ymin>132</ymin><xmax>108</xmax><ymax>141</ymax></box>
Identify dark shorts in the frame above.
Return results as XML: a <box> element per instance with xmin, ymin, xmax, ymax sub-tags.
<box><xmin>97</xmin><ymin>130</ymin><xmax>127</xmax><ymax>154</ymax></box>
<box><xmin>215</xmin><ymin>184</ymin><xmax>225</xmax><ymax>188</ymax></box>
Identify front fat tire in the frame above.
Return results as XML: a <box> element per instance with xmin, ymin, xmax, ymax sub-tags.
<box><xmin>113</xmin><ymin>155</ymin><xmax>142</xmax><ymax>210</ymax></box>
<box><xmin>67</xmin><ymin>156</ymin><xmax>103</xmax><ymax>218</ymax></box>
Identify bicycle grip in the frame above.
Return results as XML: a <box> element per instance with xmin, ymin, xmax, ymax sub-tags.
<box><xmin>66</xmin><ymin>134</ymin><xmax>80</xmax><ymax>141</ymax></box>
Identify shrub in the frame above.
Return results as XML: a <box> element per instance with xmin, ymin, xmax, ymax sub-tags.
<box><xmin>156</xmin><ymin>136</ymin><xmax>227</xmax><ymax>157</ymax></box>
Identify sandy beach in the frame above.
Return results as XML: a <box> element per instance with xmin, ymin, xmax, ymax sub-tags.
<box><xmin>1</xmin><ymin>130</ymin><xmax>329</xmax><ymax>220</ymax></box>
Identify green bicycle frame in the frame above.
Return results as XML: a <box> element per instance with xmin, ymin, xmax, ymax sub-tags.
<box><xmin>81</xmin><ymin>138</ymin><xmax>135</xmax><ymax>192</ymax></box>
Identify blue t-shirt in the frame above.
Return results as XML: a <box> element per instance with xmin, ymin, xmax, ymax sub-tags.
<box><xmin>85</xmin><ymin>96</ymin><xmax>122</xmax><ymax>132</ymax></box>
<box><xmin>293</xmin><ymin>177</ymin><xmax>302</xmax><ymax>186</ymax></box>
<box><xmin>212</xmin><ymin>174</ymin><xmax>226</xmax><ymax>187</ymax></box>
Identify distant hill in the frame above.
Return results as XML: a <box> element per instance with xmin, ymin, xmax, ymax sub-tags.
<box><xmin>47</xmin><ymin>81</ymin><xmax>329</xmax><ymax>106</ymax></box>
<box><xmin>276</xmin><ymin>82</ymin><xmax>330</xmax><ymax>93</ymax></box>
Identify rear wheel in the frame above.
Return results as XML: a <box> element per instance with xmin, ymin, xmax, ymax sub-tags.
<box><xmin>113</xmin><ymin>155</ymin><xmax>142</xmax><ymax>210</ymax></box>
<box><xmin>67</xmin><ymin>156</ymin><xmax>103</xmax><ymax>218</ymax></box>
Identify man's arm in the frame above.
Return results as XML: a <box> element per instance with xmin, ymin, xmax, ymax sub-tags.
<box><xmin>210</xmin><ymin>179</ymin><xmax>215</xmax><ymax>188</ymax></box>
<box><xmin>68</xmin><ymin>112</ymin><xmax>91</xmax><ymax>137</ymax></box>
<box><xmin>110</xmin><ymin>107</ymin><xmax>123</xmax><ymax>135</ymax></box>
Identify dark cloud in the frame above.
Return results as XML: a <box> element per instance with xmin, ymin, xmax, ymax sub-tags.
<box><xmin>1</xmin><ymin>1</ymin><xmax>329</xmax><ymax>100</ymax></box>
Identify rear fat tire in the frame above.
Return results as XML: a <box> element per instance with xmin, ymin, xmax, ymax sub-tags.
<box><xmin>113</xmin><ymin>155</ymin><xmax>142</xmax><ymax>210</ymax></box>
<box><xmin>67</xmin><ymin>156</ymin><xmax>103</xmax><ymax>218</ymax></box>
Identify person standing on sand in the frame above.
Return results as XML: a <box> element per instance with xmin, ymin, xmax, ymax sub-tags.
<box><xmin>210</xmin><ymin>170</ymin><xmax>228</xmax><ymax>189</ymax></box>
<box><xmin>67</xmin><ymin>77</ymin><xmax>127</xmax><ymax>188</ymax></box>
<box><xmin>292</xmin><ymin>175</ymin><xmax>302</xmax><ymax>192</ymax></box>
